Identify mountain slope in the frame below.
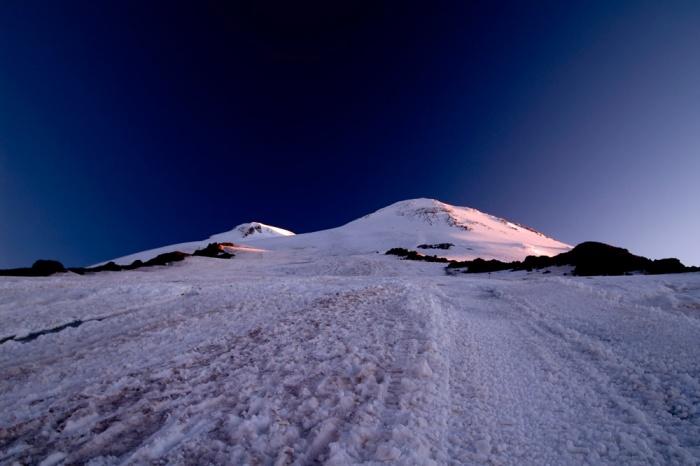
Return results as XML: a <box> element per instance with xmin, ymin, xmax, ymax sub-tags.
<box><xmin>3</xmin><ymin>201</ymin><xmax>699</xmax><ymax>465</ymax></box>
<box><xmin>106</xmin><ymin>199</ymin><xmax>571</xmax><ymax>265</ymax></box>
<box><xmin>209</xmin><ymin>222</ymin><xmax>295</xmax><ymax>243</ymax></box>
<box><xmin>103</xmin><ymin>222</ymin><xmax>294</xmax><ymax>265</ymax></box>
<box><xmin>2</xmin><ymin>250</ymin><xmax>699</xmax><ymax>464</ymax></box>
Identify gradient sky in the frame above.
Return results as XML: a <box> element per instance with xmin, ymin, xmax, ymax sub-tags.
<box><xmin>2</xmin><ymin>1</ymin><xmax>699</xmax><ymax>268</ymax></box>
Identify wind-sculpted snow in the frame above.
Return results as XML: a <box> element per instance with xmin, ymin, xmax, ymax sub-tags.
<box><xmin>1</xmin><ymin>254</ymin><xmax>699</xmax><ymax>465</ymax></box>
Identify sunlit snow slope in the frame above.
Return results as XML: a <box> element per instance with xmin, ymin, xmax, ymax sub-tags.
<box><xmin>105</xmin><ymin>221</ymin><xmax>294</xmax><ymax>265</ymax></box>
<box><xmin>108</xmin><ymin>199</ymin><xmax>571</xmax><ymax>265</ymax></box>
<box><xmin>313</xmin><ymin>198</ymin><xmax>571</xmax><ymax>261</ymax></box>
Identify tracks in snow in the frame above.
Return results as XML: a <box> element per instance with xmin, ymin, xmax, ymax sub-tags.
<box><xmin>438</xmin><ymin>277</ymin><xmax>700</xmax><ymax>465</ymax></box>
<box><xmin>0</xmin><ymin>278</ymin><xmax>455</xmax><ymax>465</ymax></box>
<box><xmin>1</xmin><ymin>267</ymin><xmax>699</xmax><ymax>465</ymax></box>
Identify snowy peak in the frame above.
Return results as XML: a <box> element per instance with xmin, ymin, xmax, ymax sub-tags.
<box><xmin>101</xmin><ymin>222</ymin><xmax>294</xmax><ymax>266</ymax></box>
<box><xmin>318</xmin><ymin>198</ymin><xmax>571</xmax><ymax>261</ymax></box>
<box><xmin>209</xmin><ymin>222</ymin><xmax>295</xmax><ymax>243</ymax></box>
<box><xmin>104</xmin><ymin>198</ymin><xmax>570</xmax><ymax>265</ymax></box>
<box><xmin>219</xmin><ymin>198</ymin><xmax>571</xmax><ymax>263</ymax></box>
<box><xmin>363</xmin><ymin>199</ymin><xmax>474</xmax><ymax>231</ymax></box>
<box><xmin>362</xmin><ymin>198</ymin><xmax>551</xmax><ymax>239</ymax></box>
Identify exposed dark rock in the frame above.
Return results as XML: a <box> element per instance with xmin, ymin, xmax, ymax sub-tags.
<box><xmin>386</xmin><ymin>248</ymin><xmax>450</xmax><ymax>263</ymax></box>
<box><xmin>555</xmin><ymin>242</ymin><xmax>649</xmax><ymax>276</ymax></box>
<box><xmin>461</xmin><ymin>258</ymin><xmax>516</xmax><ymax>274</ymax></box>
<box><xmin>193</xmin><ymin>242</ymin><xmax>234</xmax><ymax>259</ymax></box>
<box><xmin>417</xmin><ymin>243</ymin><xmax>454</xmax><ymax>250</ymax></box>
<box><xmin>389</xmin><ymin>241</ymin><xmax>698</xmax><ymax>276</ymax></box>
<box><xmin>127</xmin><ymin>260</ymin><xmax>144</xmax><ymax>269</ymax></box>
<box><xmin>647</xmin><ymin>258</ymin><xmax>688</xmax><ymax>275</ymax></box>
<box><xmin>93</xmin><ymin>261</ymin><xmax>123</xmax><ymax>272</ymax></box>
<box><xmin>143</xmin><ymin>251</ymin><xmax>189</xmax><ymax>267</ymax></box>
<box><xmin>0</xmin><ymin>260</ymin><xmax>67</xmax><ymax>277</ymax></box>
<box><xmin>241</xmin><ymin>224</ymin><xmax>264</xmax><ymax>237</ymax></box>
<box><xmin>32</xmin><ymin>260</ymin><xmax>66</xmax><ymax>275</ymax></box>
<box><xmin>6</xmin><ymin>251</ymin><xmax>192</xmax><ymax>277</ymax></box>
<box><xmin>0</xmin><ymin>267</ymin><xmax>37</xmax><ymax>277</ymax></box>
<box><xmin>447</xmin><ymin>257</ymin><xmax>518</xmax><ymax>273</ymax></box>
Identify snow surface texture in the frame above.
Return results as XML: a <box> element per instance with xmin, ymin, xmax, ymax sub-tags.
<box><xmin>105</xmin><ymin>199</ymin><xmax>571</xmax><ymax>266</ymax></box>
<box><xmin>2</xmin><ymin>251</ymin><xmax>699</xmax><ymax>464</ymax></box>
<box><xmin>2</xmin><ymin>199</ymin><xmax>698</xmax><ymax>464</ymax></box>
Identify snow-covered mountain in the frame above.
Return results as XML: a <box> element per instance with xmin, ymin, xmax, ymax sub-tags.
<box><xmin>294</xmin><ymin>198</ymin><xmax>572</xmax><ymax>261</ymax></box>
<box><xmin>208</xmin><ymin>221</ymin><xmax>295</xmax><ymax>242</ymax></box>
<box><xmin>2</xmin><ymin>199</ymin><xmax>699</xmax><ymax>465</ymax></box>
<box><xmin>105</xmin><ymin>221</ymin><xmax>294</xmax><ymax>265</ymax></box>
<box><xmin>107</xmin><ymin>198</ymin><xmax>571</xmax><ymax>265</ymax></box>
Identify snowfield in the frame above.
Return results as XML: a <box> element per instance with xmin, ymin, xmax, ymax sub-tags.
<box><xmin>2</xmin><ymin>200</ymin><xmax>698</xmax><ymax>465</ymax></box>
<box><xmin>1</xmin><ymin>252</ymin><xmax>699</xmax><ymax>465</ymax></box>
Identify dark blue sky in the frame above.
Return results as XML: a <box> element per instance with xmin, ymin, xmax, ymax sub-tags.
<box><xmin>2</xmin><ymin>1</ymin><xmax>699</xmax><ymax>268</ymax></box>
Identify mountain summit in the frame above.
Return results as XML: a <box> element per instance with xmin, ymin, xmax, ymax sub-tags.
<box><xmin>209</xmin><ymin>222</ymin><xmax>295</xmax><ymax>243</ymax></box>
<box><xmin>106</xmin><ymin>198</ymin><xmax>570</xmax><ymax>265</ymax></box>
<box><xmin>337</xmin><ymin>198</ymin><xmax>571</xmax><ymax>261</ymax></box>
